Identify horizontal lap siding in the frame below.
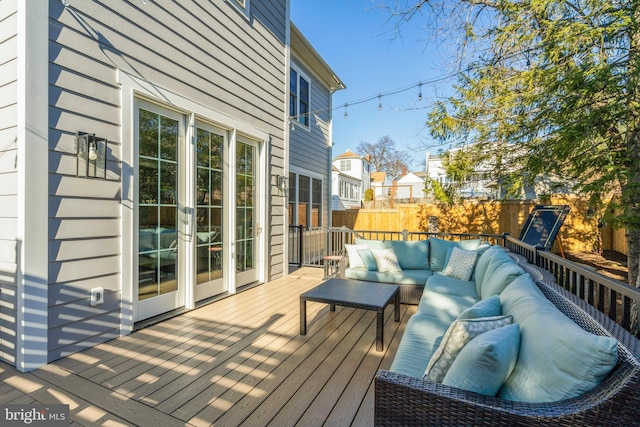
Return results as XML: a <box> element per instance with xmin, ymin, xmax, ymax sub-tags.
<box><xmin>0</xmin><ymin>1</ymin><xmax>18</xmax><ymax>365</ymax></box>
<box><xmin>47</xmin><ymin>0</ymin><xmax>286</xmax><ymax>358</ymax></box>
<box><xmin>289</xmin><ymin>56</ymin><xmax>333</xmax><ymax>227</ymax></box>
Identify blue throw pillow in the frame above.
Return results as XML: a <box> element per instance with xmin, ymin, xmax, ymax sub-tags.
<box><xmin>442</xmin><ymin>323</ymin><xmax>520</xmax><ymax>396</ymax></box>
<box><xmin>357</xmin><ymin>248</ymin><xmax>378</xmax><ymax>271</ymax></box>
<box><xmin>457</xmin><ymin>295</ymin><xmax>502</xmax><ymax>320</ymax></box>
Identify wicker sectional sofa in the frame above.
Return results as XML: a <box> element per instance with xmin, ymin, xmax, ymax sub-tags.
<box><xmin>370</xmin><ymin>245</ymin><xmax>640</xmax><ymax>426</ymax></box>
<box><xmin>341</xmin><ymin>237</ymin><xmax>640</xmax><ymax>426</ymax></box>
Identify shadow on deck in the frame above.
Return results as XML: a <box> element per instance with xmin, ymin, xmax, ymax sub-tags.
<box><xmin>0</xmin><ymin>268</ymin><xmax>413</xmax><ymax>426</ymax></box>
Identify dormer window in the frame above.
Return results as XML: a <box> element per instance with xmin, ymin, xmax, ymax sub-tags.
<box><xmin>290</xmin><ymin>67</ymin><xmax>310</xmax><ymax>127</ymax></box>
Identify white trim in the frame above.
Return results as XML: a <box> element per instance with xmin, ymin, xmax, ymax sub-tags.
<box><xmin>119</xmin><ymin>72</ymin><xmax>270</xmax><ymax>325</ymax></box>
<box><xmin>117</xmin><ymin>70</ymin><xmax>269</xmax><ymax>142</ymax></box>
<box><xmin>226</xmin><ymin>0</ymin><xmax>251</xmax><ymax>21</ymax></box>
<box><xmin>16</xmin><ymin>0</ymin><xmax>49</xmax><ymax>372</ymax></box>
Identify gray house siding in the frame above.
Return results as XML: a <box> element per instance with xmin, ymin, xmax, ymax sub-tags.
<box><xmin>289</xmin><ymin>56</ymin><xmax>333</xmax><ymax>227</ymax></box>
<box><xmin>45</xmin><ymin>0</ymin><xmax>287</xmax><ymax>363</ymax></box>
<box><xmin>0</xmin><ymin>0</ymin><xmax>18</xmax><ymax>365</ymax></box>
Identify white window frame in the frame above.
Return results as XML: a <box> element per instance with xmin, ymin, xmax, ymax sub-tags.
<box><xmin>290</xmin><ymin>65</ymin><xmax>311</xmax><ymax>129</ymax></box>
<box><xmin>227</xmin><ymin>0</ymin><xmax>251</xmax><ymax>19</ymax></box>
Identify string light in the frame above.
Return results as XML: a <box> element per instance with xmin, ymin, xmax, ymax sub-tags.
<box><xmin>288</xmin><ymin>71</ymin><xmax>462</xmax><ymax>122</ymax></box>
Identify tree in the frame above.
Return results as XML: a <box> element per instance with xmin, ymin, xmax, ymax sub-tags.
<box><xmin>357</xmin><ymin>135</ymin><xmax>412</xmax><ymax>179</ymax></box>
<box><xmin>382</xmin><ymin>1</ymin><xmax>640</xmax><ymax>297</ymax></box>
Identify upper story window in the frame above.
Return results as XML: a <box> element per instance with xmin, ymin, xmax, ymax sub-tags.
<box><xmin>340</xmin><ymin>159</ymin><xmax>351</xmax><ymax>171</ymax></box>
<box><xmin>290</xmin><ymin>67</ymin><xmax>310</xmax><ymax>127</ymax></box>
<box><xmin>228</xmin><ymin>0</ymin><xmax>250</xmax><ymax>18</ymax></box>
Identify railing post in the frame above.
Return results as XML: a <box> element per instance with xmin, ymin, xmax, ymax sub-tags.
<box><xmin>298</xmin><ymin>224</ymin><xmax>304</xmax><ymax>267</ymax></box>
<box><xmin>402</xmin><ymin>230</ymin><xmax>409</xmax><ymax>241</ymax></box>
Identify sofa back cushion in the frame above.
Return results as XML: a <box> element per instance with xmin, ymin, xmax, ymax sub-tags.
<box><xmin>473</xmin><ymin>245</ymin><xmax>503</xmax><ymax>286</ymax></box>
<box><xmin>477</xmin><ymin>248</ymin><xmax>525</xmax><ymax>299</ymax></box>
<box><xmin>499</xmin><ymin>275</ymin><xmax>618</xmax><ymax>402</ymax></box>
<box><xmin>429</xmin><ymin>237</ymin><xmax>482</xmax><ymax>272</ymax></box>
<box><xmin>387</xmin><ymin>240</ymin><xmax>429</xmax><ymax>270</ymax></box>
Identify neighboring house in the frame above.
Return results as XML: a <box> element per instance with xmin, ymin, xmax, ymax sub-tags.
<box><xmin>426</xmin><ymin>150</ymin><xmax>496</xmax><ymax>199</ymax></box>
<box><xmin>288</xmin><ymin>24</ymin><xmax>345</xmax><ymax>228</ymax></box>
<box><xmin>425</xmin><ymin>148</ymin><xmax>571</xmax><ymax>200</ymax></box>
<box><xmin>393</xmin><ymin>170</ymin><xmax>427</xmax><ymax>201</ymax></box>
<box><xmin>0</xmin><ymin>1</ymin><xmax>341</xmax><ymax>372</ymax></box>
<box><xmin>370</xmin><ymin>171</ymin><xmax>387</xmax><ymax>199</ymax></box>
<box><xmin>331</xmin><ymin>165</ymin><xmax>362</xmax><ymax>210</ymax></box>
<box><xmin>331</xmin><ymin>149</ymin><xmax>371</xmax><ymax>210</ymax></box>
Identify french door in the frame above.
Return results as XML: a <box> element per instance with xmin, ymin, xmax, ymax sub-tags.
<box><xmin>235</xmin><ymin>139</ymin><xmax>259</xmax><ymax>286</ymax></box>
<box><xmin>194</xmin><ymin>124</ymin><xmax>227</xmax><ymax>301</ymax></box>
<box><xmin>136</xmin><ymin>105</ymin><xmax>184</xmax><ymax>320</ymax></box>
<box><xmin>135</xmin><ymin>101</ymin><xmax>263</xmax><ymax>321</ymax></box>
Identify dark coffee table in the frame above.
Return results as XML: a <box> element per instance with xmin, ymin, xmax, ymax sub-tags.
<box><xmin>300</xmin><ymin>278</ymin><xmax>400</xmax><ymax>351</ymax></box>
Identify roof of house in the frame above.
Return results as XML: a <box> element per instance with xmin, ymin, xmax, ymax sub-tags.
<box><xmin>333</xmin><ymin>149</ymin><xmax>361</xmax><ymax>160</ymax></box>
<box><xmin>291</xmin><ymin>24</ymin><xmax>345</xmax><ymax>92</ymax></box>
<box><xmin>371</xmin><ymin>171</ymin><xmax>386</xmax><ymax>183</ymax></box>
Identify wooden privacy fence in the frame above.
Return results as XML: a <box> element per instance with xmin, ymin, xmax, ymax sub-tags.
<box><xmin>332</xmin><ymin>195</ymin><xmax>628</xmax><ymax>255</ymax></box>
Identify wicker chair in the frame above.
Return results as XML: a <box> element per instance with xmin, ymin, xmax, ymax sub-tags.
<box><xmin>375</xmin><ymin>271</ymin><xmax>640</xmax><ymax>426</ymax></box>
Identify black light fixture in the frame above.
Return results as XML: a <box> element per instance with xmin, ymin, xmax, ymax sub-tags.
<box><xmin>277</xmin><ymin>175</ymin><xmax>289</xmax><ymax>193</ymax></box>
<box><xmin>76</xmin><ymin>131</ymin><xmax>107</xmax><ymax>179</ymax></box>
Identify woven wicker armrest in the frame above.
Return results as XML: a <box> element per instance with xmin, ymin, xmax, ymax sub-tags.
<box><xmin>375</xmin><ymin>275</ymin><xmax>640</xmax><ymax>426</ymax></box>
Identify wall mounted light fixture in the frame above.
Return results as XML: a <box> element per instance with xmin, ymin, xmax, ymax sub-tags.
<box><xmin>277</xmin><ymin>175</ymin><xmax>289</xmax><ymax>193</ymax></box>
<box><xmin>76</xmin><ymin>131</ymin><xmax>107</xmax><ymax>179</ymax></box>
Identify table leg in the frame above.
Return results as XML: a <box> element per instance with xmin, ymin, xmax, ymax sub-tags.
<box><xmin>376</xmin><ymin>308</ymin><xmax>384</xmax><ymax>352</ymax></box>
<box><xmin>300</xmin><ymin>298</ymin><xmax>307</xmax><ymax>335</ymax></box>
<box><xmin>330</xmin><ymin>304</ymin><xmax>336</xmax><ymax>312</ymax></box>
<box><xmin>394</xmin><ymin>292</ymin><xmax>400</xmax><ymax>322</ymax></box>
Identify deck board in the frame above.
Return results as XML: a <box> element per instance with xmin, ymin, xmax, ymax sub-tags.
<box><xmin>0</xmin><ymin>268</ymin><xmax>411</xmax><ymax>426</ymax></box>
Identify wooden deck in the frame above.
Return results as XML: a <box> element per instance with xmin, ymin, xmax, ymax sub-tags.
<box><xmin>0</xmin><ymin>268</ymin><xmax>415</xmax><ymax>426</ymax></box>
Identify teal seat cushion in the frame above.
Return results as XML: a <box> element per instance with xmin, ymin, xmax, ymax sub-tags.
<box><xmin>417</xmin><ymin>289</ymin><xmax>477</xmax><ymax>319</ymax></box>
<box><xmin>429</xmin><ymin>237</ymin><xmax>482</xmax><ymax>272</ymax></box>
<box><xmin>387</xmin><ymin>240</ymin><xmax>429</xmax><ymax>270</ymax></box>
<box><xmin>478</xmin><ymin>249</ymin><xmax>525</xmax><ymax>299</ymax></box>
<box><xmin>443</xmin><ymin>323</ymin><xmax>520</xmax><ymax>396</ymax></box>
<box><xmin>425</xmin><ymin>273</ymin><xmax>479</xmax><ymax>300</ymax></box>
<box><xmin>390</xmin><ymin>312</ymin><xmax>452</xmax><ymax>378</ymax></box>
<box><xmin>499</xmin><ymin>275</ymin><xmax>618</xmax><ymax>402</ymax></box>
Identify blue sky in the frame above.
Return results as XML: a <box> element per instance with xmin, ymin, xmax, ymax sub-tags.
<box><xmin>290</xmin><ymin>0</ymin><xmax>456</xmax><ymax>169</ymax></box>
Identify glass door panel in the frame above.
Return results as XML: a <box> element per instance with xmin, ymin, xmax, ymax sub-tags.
<box><xmin>236</xmin><ymin>141</ymin><xmax>258</xmax><ymax>285</ymax></box>
<box><xmin>195</xmin><ymin>126</ymin><xmax>226</xmax><ymax>300</ymax></box>
<box><xmin>137</xmin><ymin>107</ymin><xmax>183</xmax><ymax>320</ymax></box>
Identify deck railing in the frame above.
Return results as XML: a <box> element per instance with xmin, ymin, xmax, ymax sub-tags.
<box><xmin>505</xmin><ymin>235</ymin><xmax>639</xmax><ymax>333</ymax></box>
<box><xmin>289</xmin><ymin>226</ymin><xmax>640</xmax><ymax>335</ymax></box>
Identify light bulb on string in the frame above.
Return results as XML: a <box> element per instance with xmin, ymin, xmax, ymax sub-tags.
<box><xmin>418</xmin><ymin>83</ymin><xmax>423</xmax><ymax>101</ymax></box>
<box><xmin>344</xmin><ymin>103</ymin><xmax>348</xmax><ymax>119</ymax></box>
<box><xmin>377</xmin><ymin>94</ymin><xmax>382</xmax><ymax>111</ymax></box>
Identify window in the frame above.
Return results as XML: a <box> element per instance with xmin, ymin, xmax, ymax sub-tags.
<box><xmin>229</xmin><ymin>0</ymin><xmax>250</xmax><ymax>16</ymax></box>
<box><xmin>290</xmin><ymin>67</ymin><xmax>310</xmax><ymax>127</ymax></box>
<box><xmin>289</xmin><ymin>173</ymin><xmax>322</xmax><ymax>226</ymax></box>
<box><xmin>312</xmin><ymin>178</ymin><xmax>322</xmax><ymax>227</ymax></box>
<box><xmin>298</xmin><ymin>175</ymin><xmax>310</xmax><ymax>227</ymax></box>
<box><xmin>340</xmin><ymin>159</ymin><xmax>351</xmax><ymax>171</ymax></box>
